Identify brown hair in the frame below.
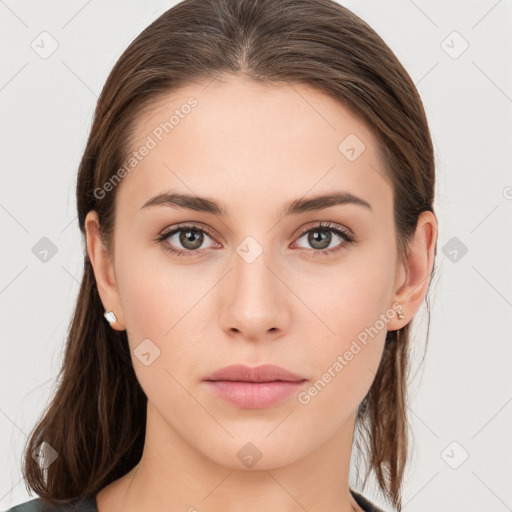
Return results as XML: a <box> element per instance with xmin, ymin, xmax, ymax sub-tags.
<box><xmin>21</xmin><ymin>0</ymin><xmax>437</xmax><ymax>510</ymax></box>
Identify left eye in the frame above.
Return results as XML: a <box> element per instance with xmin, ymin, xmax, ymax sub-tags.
<box><xmin>294</xmin><ymin>223</ymin><xmax>354</xmax><ymax>253</ymax></box>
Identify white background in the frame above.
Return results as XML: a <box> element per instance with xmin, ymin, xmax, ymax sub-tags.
<box><xmin>1</xmin><ymin>1</ymin><xmax>511</xmax><ymax>511</ymax></box>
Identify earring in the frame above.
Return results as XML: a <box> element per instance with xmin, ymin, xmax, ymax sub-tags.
<box><xmin>397</xmin><ymin>305</ymin><xmax>405</xmax><ymax>320</ymax></box>
<box><xmin>104</xmin><ymin>311</ymin><xmax>117</xmax><ymax>325</ymax></box>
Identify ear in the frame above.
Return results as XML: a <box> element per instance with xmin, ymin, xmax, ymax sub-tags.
<box><xmin>85</xmin><ymin>210</ymin><xmax>125</xmax><ymax>331</ymax></box>
<box><xmin>387</xmin><ymin>210</ymin><xmax>438</xmax><ymax>331</ymax></box>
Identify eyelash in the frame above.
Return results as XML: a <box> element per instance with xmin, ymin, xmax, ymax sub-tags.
<box><xmin>155</xmin><ymin>222</ymin><xmax>355</xmax><ymax>259</ymax></box>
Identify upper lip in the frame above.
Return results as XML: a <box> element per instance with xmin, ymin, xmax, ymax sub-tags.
<box><xmin>204</xmin><ymin>364</ymin><xmax>306</xmax><ymax>383</ymax></box>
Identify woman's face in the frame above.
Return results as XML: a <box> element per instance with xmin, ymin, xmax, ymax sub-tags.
<box><xmin>88</xmin><ymin>74</ymin><xmax>409</xmax><ymax>469</ymax></box>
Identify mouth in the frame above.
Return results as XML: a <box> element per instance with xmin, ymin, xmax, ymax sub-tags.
<box><xmin>203</xmin><ymin>364</ymin><xmax>307</xmax><ymax>409</ymax></box>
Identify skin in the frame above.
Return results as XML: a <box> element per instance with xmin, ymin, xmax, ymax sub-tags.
<box><xmin>86</xmin><ymin>74</ymin><xmax>437</xmax><ymax>512</ymax></box>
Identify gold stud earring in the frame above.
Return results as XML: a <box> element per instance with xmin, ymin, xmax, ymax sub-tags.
<box><xmin>397</xmin><ymin>305</ymin><xmax>405</xmax><ymax>320</ymax></box>
<box><xmin>104</xmin><ymin>311</ymin><xmax>118</xmax><ymax>325</ymax></box>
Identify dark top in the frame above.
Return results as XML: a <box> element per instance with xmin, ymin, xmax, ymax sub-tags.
<box><xmin>3</xmin><ymin>488</ymin><xmax>388</xmax><ymax>512</ymax></box>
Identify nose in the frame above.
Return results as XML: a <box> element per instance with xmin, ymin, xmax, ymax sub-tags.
<box><xmin>219</xmin><ymin>246</ymin><xmax>291</xmax><ymax>342</ymax></box>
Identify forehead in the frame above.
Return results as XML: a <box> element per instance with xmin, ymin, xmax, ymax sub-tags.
<box><xmin>117</xmin><ymin>74</ymin><xmax>392</xmax><ymax>217</ymax></box>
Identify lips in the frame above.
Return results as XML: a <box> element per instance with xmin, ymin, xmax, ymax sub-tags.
<box><xmin>203</xmin><ymin>363</ymin><xmax>306</xmax><ymax>383</ymax></box>
<box><xmin>203</xmin><ymin>364</ymin><xmax>307</xmax><ymax>409</ymax></box>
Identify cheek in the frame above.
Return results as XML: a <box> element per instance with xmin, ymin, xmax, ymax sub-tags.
<box><xmin>114</xmin><ymin>247</ymin><xmax>213</xmax><ymax>383</ymax></box>
<box><xmin>296</xmin><ymin>299</ymin><xmax>386</xmax><ymax>428</ymax></box>
<box><xmin>298</xmin><ymin>251</ymin><xmax>395</xmax><ymax>342</ymax></box>
<box><xmin>115</xmin><ymin>265</ymin><xmax>196</xmax><ymax>405</ymax></box>
<box><xmin>118</xmin><ymin>271</ymin><xmax>171</xmax><ymax>340</ymax></box>
<box><xmin>114</xmin><ymin>233</ymin><xmax>190</xmax><ymax>337</ymax></box>
<box><xmin>294</xmin><ymin>255</ymin><xmax>395</xmax><ymax>411</ymax></box>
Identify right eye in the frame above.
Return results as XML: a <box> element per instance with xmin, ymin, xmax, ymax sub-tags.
<box><xmin>156</xmin><ymin>224</ymin><xmax>220</xmax><ymax>257</ymax></box>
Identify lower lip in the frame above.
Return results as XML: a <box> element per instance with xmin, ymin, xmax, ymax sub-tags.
<box><xmin>204</xmin><ymin>380</ymin><xmax>307</xmax><ymax>409</ymax></box>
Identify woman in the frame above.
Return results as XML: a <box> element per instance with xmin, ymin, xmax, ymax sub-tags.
<box><xmin>8</xmin><ymin>0</ymin><xmax>438</xmax><ymax>511</ymax></box>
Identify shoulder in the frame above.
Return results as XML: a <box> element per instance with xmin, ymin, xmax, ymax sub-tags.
<box><xmin>350</xmin><ymin>488</ymin><xmax>390</xmax><ymax>512</ymax></box>
<box><xmin>3</xmin><ymin>496</ymin><xmax>97</xmax><ymax>512</ymax></box>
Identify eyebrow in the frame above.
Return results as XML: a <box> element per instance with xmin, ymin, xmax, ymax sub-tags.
<box><xmin>140</xmin><ymin>190</ymin><xmax>372</xmax><ymax>216</ymax></box>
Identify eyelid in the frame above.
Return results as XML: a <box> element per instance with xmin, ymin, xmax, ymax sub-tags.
<box><xmin>294</xmin><ymin>220</ymin><xmax>355</xmax><ymax>241</ymax></box>
<box><xmin>159</xmin><ymin>222</ymin><xmax>217</xmax><ymax>240</ymax></box>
